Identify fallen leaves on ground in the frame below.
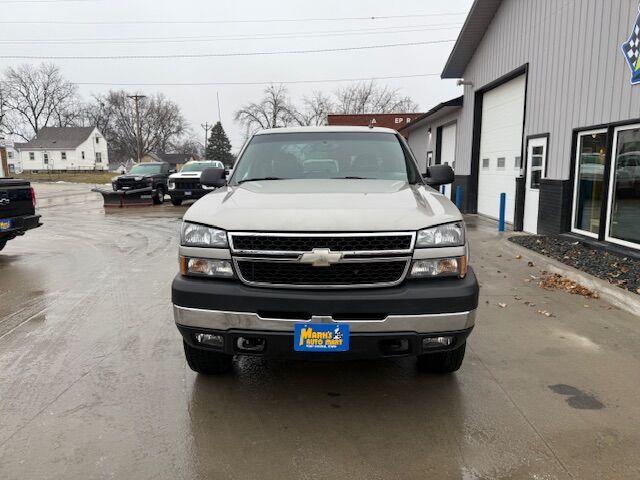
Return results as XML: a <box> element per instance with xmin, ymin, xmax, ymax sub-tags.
<box><xmin>498</xmin><ymin>303</ymin><xmax>508</xmax><ymax>308</ymax></box>
<box><xmin>537</xmin><ymin>310</ymin><xmax>555</xmax><ymax>317</ymax></box>
<box><xmin>538</xmin><ymin>273</ymin><xmax>600</xmax><ymax>299</ymax></box>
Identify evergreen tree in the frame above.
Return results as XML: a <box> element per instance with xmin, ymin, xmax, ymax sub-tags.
<box><xmin>205</xmin><ymin>121</ymin><xmax>235</xmax><ymax>167</ymax></box>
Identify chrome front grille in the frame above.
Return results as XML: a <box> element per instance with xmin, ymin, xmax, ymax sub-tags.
<box><xmin>229</xmin><ymin>232</ymin><xmax>415</xmax><ymax>289</ymax></box>
<box><xmin>229</xmin><ymin>232</ymin><xmax>415</xmax><ymax>255</ymax></box>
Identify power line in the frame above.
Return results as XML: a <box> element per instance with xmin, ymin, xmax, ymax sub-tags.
<box><xmin>0</xmin><ymin>0</ymin><xmax>99</xmax><ymax>3</ymax></box>
<box><xmin>0</xmin><ymin>39</ymin><xmax>456</xmax><ymax>60</ymax></box>
<box><xmin>0</xmin><ymin>23</ymin><xmax>463</xmax><ymax>45</ymax></box>
<box><xmin>0</xmin><ymin>12</ymin><xmax>468</xmax><ymax>25</ymax></box>
<box><xmin>75</xmin><ymin>73</ymin><xmax>443</xmax><ymax>87</ymax></box>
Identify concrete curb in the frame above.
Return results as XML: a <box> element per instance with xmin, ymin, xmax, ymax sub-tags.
<box><xmin>502</xmin><ymin>237</ymin><xmax>640</xmax><ymax>317</ymax></box>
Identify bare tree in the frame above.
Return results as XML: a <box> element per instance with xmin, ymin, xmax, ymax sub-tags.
<box><xmin>81</xmin><ymin>90</ymin><xmax>190</xmax><ymax>163</ymax></box>
<box><xmin>2</xmin><ymin>63</ymin><xmax>78</xmax><ymax>140</ymax></box>
<box><xmin>294</xmin><ymin>91</ymin><xmax>333</xmax><ymax>126</ymax></box>
<box><xmin>0</xmin><ymin>82</ymin><xmax>9</xmax><ymax>136</ymax></box>
<box><xmin>234</xmin><ymin>85</ymin><xmax>298</xmax><ymax>134</ymax></box>
<box><xmin>333</xmin><ymin>81</ymin><xmax>418</xmax><ymax>114</ymax></box>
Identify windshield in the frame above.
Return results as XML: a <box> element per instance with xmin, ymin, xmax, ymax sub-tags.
<box><xmin>230</xmin><ymin>132</ymin><xmax>421</xmax><ymax>184</ymax></box>
<box><xmin>181</xmin><ymin>162</ymin><xmax>222</xmax><ymax>172</ymax></box>
<box><xmin>129</xmin><ymin>164</ymin><xmax>163</xmax><ymax>174</ymax></box>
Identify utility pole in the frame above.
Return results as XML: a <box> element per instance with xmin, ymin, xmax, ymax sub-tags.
<box><xmin>128</xmin><ymin>94</ymin><xmax>146</xmax><ymax>163</ymax></box>
<box><xmin>201</xmin><ymin>122</ymin><xmax>211</xmax><ymax>157</ymax></box>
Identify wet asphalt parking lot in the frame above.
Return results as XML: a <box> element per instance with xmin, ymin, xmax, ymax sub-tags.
<box><xmin>1</xmin><ymin>183</ymin><xmax>640</xmax><ymax>480</ymax></box>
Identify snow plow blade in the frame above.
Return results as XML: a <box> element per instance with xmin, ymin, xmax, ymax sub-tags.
<box><xmin>91</xmin><ymin>187</ymin><xmax>156</xmax><ymax>208</ymax></box>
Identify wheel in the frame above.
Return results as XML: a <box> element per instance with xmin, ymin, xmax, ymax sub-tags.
<box><xmin>171</xmin><ymin>198</ymin><xmax>183</xmax><ymax>206</ymax></box>
<box><xmin>0</xmin><ymin>240</ymin><xmax>6</xmax><ymax>252</ymax></box>
<box><xmin>183</xmin><ymin>341</ymin><xmax>233</xmax><ymax>375</ymax></box>
<box><xmin>153</xmin><ymin>186</ymin><xmax>165</xmax><ymax>205</ymax></box>
<box><xmin>416</xmin><ymin>343</ymin><xmax>466</xmax><ymax>374</ymax></box>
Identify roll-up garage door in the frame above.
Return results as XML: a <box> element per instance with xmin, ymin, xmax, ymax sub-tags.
<box><xmin>440</xmin><ymin>123</ymin><xmax>457</xmax><ymax>199</ymax></box>
<box><xmin>477</xmin><ymin>75</ymin><xmax>526</xmax><ymax>222</ymax></box>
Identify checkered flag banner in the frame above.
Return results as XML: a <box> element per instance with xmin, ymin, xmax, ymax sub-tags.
<box><xmin>622</xmin><ymin>8</ymin><xmax>640</xmax><ymax>85</ymax></box>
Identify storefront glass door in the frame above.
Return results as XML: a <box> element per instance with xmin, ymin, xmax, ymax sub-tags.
<box><xmin>572</xmin><ymin>130</ymin><xmax>608</xmax><ymax>238</ymax></box>
<box><xmin>606</xmin><ymin>125</ymin><xmax>640</xmax><ymax>248</ymax></box>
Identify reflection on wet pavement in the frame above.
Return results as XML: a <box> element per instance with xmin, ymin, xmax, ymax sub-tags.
<box><xmin>1</xmin><ymin>184</ymin><xmax>639</xmax><ymax>479</ymax></box>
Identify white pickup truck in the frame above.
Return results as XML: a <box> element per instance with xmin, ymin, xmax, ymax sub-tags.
<box><xmin>172</xmin><ymin>127</ymin><xmax>479</xmax><ymax>375</ymax></box>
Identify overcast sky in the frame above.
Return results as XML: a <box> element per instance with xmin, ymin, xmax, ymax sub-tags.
<box><xmin>0</xmin><ymin>0</ymin><xmax>473</xmax><ymax>150</ymax></box>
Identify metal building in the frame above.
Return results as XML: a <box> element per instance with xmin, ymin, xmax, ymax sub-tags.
<box><xmin>431</xmin><ymin>0</ymin><xmax>640</xmax><ymax>251</ymax></box>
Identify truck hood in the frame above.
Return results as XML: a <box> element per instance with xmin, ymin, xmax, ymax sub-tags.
<box><xmin>116</xmin><ymin>174</ymin><xmax>153</xmax><ymax>180</ymax></box>
<box><xmin>183</xmin><ymin>179</ymin><xmax>462</xmax><ymax>232</ymax></box>
<box><xmin>170</xmin><ymin>171</ymin><xmax>202</xmax><ymax>179</ymax></box>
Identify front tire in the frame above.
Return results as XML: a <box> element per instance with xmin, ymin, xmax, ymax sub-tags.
<box><xmin>153</xmin><ymin>186</ymin><xmax>165</xmax><ymax>205</ymax></box>
<box><xmin>416</xmin><ymin>343</ymin><xmax>466</xmax><ymax>374</ymax></box>
<box><xmin>183</xmin><ymin>341</ymin><xmax>233</xmax><ymax>375</ymax></box>
<box><xmin>171</xmin><ymin>198</ymin><xmax>183</xmax><ymax>206</ymax></box>
<box><xmin>0</xmin><ymin>240</ymin><xmax>6</xmax><ymax>252</ymax></box>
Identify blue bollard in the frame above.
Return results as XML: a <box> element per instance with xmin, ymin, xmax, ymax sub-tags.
<box><xmin>498</xmin><ymin>193</ymin><xmax>506</xmax><ymax>232</ymax></box>
<box><xmin>455</xmin><ymin>185</ymin><xmax>462</xmax><ymax>210</ymax></box>
<box><xmin>440</xmin><ymin>185</ymin><xmax>446</xmax><ymax>195</ymax></box>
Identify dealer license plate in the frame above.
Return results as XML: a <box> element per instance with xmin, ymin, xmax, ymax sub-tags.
<box><xmin>185</xmin><ymin>191</ymin><xmax>192</xmax><ymax>196</ymax></box>
<box><xmin>294</xmin><ymin>323</ymin><xmax>349</xmax><ymax>352</ymax></box>
<box><xmin>0</xmin><ymin>219</ymin><xmax>13</xmax><ymax>232</ymax></box>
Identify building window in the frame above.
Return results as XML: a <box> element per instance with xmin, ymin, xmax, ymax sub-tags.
<box><xmin>482</xmin><ymin>158</ymin><xmax>490</xmax><ymax>169</ymax></box>
<box><xmin>605</xmin><ymin>125</ymin><xmax>640</xmax><ymax>247</ymax></box>
<box><xmin>43</xmin><ymin>153</ymin><xmax>49</xmax><ymax>165</ymax></box>
<box><xmin>29</xmin><ymin>152</ymin><xmax>35</xmax><ymax>161</ymax></box>
<box><xmin>529</xmin><ymin>148</ymin><xmax>544</xmax><ymax>189</ymax></box>
<box><xmin>96</xmin><ymin>152</ymin><xmax>102</xmax><ymax>163</ymax></box>
<box><xmin>95</xmin><ymin>136</ymin><xmax>100</xmax><ymax>144</ymax></box>
<box><xmin>9</xmin><ymin>165</ymin><xmax>15</xmax><ymax>173</ymax></box>
<box><xmin>82</xmin><ymin>151</ymin><xmax>85</xmax><ymax>160</ymax></box>
<box><xmin>497</xmin><ymin>157</ymin><xmax>506</xmax><ymax>170</ymax></box>
<box><xmin>7</xmin><ymin>151</ymin><xmax>13</xmax><ymax>159</ymax></box>
<box><xmin>426</xmin><ymin>151</ymin><xmax>434</xmax><ymax>168</ymax></box>
<box><xmin>61</xmin><ymin>152</ymin><xmax>67</xmax><ymax>161</ymax></box>
<box><xmin>572</xmin><ymin>130</ymin><xmax>607</xmax><ymax>238</ymax></box>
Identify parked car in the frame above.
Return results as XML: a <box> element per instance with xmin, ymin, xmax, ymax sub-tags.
<box><xmin>172</xmin><ymin>127</ymin><xmax>479</xmax><ymax>375</ymax></box>
<box><xmin>111</xmin><ymin>162</ymin><xmax>173</xmax><ymax>204</ymax></box>
<box><xmin>167</xmin><ymin>160</ymin><xmax>225</xmax><ymax>206</ymax></box>
<box><xmin>0</xmin><ymin>178</ymin><xmax>41</xmax><ymax>252</ymax></box>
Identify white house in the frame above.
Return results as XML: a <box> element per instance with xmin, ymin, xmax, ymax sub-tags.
<box><xmin>19</xmin><ymin>127</ymin><xmax>108</xmax><ymax>172</ymax></box>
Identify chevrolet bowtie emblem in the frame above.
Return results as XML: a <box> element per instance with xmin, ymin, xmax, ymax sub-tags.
<box><xmin>299</xmin><ymin>248</ymin><xmax>343</xmax><ymax>267</ymax></box>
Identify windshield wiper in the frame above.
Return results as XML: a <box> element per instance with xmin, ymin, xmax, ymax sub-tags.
<box><xmin>237</xmin><ymin>177</ymin><xmax>285</xmax><ymax>184</ymax></box>
<box><xmin>331</xmin><ymin>176</ymin><xmax>373</xmax><ymax>180</ymax></box>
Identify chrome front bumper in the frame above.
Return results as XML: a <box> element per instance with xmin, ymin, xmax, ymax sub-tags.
<box><xmin>173</xmin><ymin>305</ymin><xmax>476</xmax><ymax>334</ymax></box>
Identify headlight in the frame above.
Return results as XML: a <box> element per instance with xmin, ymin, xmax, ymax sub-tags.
<box><xmin>181</xmin><ymin>222</ymin><xmax>228</xmax><ymax>248</ymax></box>
<box><xmin>168</xmin><ymin>180</ymin><xmax>175</xmax><ymax>190</ymax></box>
<box><xmin>410</xmin><ymin>257</ymin><xmax>467</xmax><ymax>278</ymax></box>
<box><xmin>416</xmin><ymin>222</ymin><xmax>465</xmax><ymax>248</ymax></box>
<box><xmin>180</xmin><ymin>256</ymin><xmax>234</xmax><ymax>278</ymax></box>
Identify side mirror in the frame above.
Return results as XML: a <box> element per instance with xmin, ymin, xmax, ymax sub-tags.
<box><xmin>424</xmin><ymin>164</ymin><xmax>454</xmax><ymax>187</ymax></box>
<box><xmin>224</xmin><ymin>169</ymin><xmax>229</xmax><ymax>177</ymax></box>
<box><xmin>169</xmin><ymin>169</ymin><xmax>177</xmax><ymax>174</ymax></box>
<box><xmin>200</xmin><ymin>167</ymin><xmax>227</xmax><ymax>188</ymax></box>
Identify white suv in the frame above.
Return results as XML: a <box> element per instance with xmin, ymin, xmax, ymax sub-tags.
<box><xmin>172</xmin><ymin>127</ymin><xmax>478</xmax><ymax>375</ymax></box>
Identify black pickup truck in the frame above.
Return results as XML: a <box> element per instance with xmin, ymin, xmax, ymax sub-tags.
<box><xmin>111</xmin><ymin>162</ymin><xmax>173</xmax><ymax>205</ymax></box>
<box><xmin>0</xmin><ymin>179</ymin><xmax>41</xmax><ymax>252</ymax></box>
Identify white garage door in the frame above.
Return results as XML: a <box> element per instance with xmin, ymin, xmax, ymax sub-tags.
<box><xmin>440</xmin><ymin>123</ymin><xmax>456</xmax><ymax>199</ymax></box>
<box><xmin>478</xmin><ymin>75</ymin><xmax>526</xmax><ymax>222</ymax></box>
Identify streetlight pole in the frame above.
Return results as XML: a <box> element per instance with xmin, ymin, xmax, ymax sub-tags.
<box><xmin>128</xmin><ymin>94</ymin><xmax>146</xmax><ymax>163</ymax></box>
